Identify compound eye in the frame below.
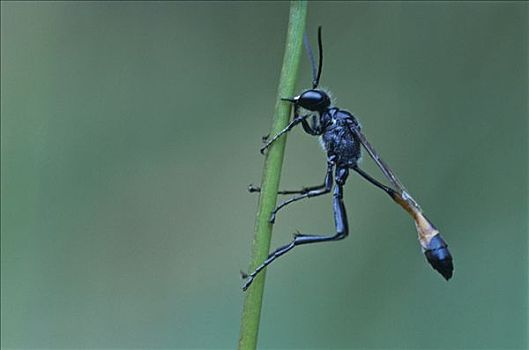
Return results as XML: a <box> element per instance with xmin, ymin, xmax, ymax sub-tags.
<box><xmin>300</xmin><ymin>90</ymin><xmax>323</xmax><ymax>104</ymax></box>
<box><xmin>298</xmin><ymin>90</ymin><xmax>329</xmax><ymax>111</ymax></box>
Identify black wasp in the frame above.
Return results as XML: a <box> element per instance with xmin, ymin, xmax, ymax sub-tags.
<box><xmin>242</xmin><ymin>27</ymin><xmax>453</xmax><ymax>291</ymax></box>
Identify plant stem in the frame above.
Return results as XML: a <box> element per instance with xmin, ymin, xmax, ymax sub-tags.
<box><xmin>238</xmin><ymin>1</ymin><xmax>307</xmax><ymax>349</ymax></box>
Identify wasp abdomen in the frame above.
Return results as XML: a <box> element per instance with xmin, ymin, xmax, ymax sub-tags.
<box><xmin>424</xmin><ymin>234</ymin><xmax>454</xmax><ymax>280</ymax></box>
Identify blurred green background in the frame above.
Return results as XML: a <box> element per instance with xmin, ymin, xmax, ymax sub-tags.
<box><xmin>1</xmin><ymin>1</ymin><xmax>527</xmax><ymax>349</ymax></box>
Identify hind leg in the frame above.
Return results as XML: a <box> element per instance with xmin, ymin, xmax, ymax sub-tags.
<box><xmin>242</xmin><ymin>167</ymin><xmax>350</xmax><ymax>291</ymax></box>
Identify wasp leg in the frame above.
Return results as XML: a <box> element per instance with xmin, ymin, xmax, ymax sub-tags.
<box><xmin>242</xmin><ymin>167</ymin><xmax>349</xmax><ymax>291</ymax></box>
<box><xmin>301</xmin><ymin>115</ymin><xmax>322</xmax><ymax>135</ymax></box>
<box><xmin>260</xmin><ymin>114</ymin><xmax>309</xmax><ymax>154</ymax></box>
<box><xmin>248</xmin><ymin>182</ymin><xmax>327</xmax><ymax>195</ymax></box>
<box><xmin>269</xmin><ymin>160</ymin><xmax>334</xmax><ymax>223</ymax></box>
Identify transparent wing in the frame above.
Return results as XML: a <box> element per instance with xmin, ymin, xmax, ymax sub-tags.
<box><xmin>349</xmin><ymin>124</ymin><xmax>421</xmax><ymax>211</ymax></box>
<box><xmin>348</xmin><ymin>124</ymin><xmax>444</xmax><ymax>256</ymax></box>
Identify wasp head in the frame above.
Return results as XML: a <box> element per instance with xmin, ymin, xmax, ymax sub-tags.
<box><xmin>282</xmin><ymin>89</ymin><xmax>330</xmax><ymax>114</ymax></box>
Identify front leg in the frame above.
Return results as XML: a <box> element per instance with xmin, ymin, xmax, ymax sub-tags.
<box><xmin>260</xmin><ymin>113</ymin><xmax>309</xmax><ymax>154</ymax></box>
<box><xmin>301</xmin><ymin>115</ymin><xmax>322</xmax><ymax>135</ymax></box>
<box><xmin>263</xmin><ymin>114</ymin><xmax>319</xmax><ymax>143</ymax></box>
<box><xmin>260</xmin><ymin>104</ymin><xmax>306</xmax><ymax>154</ymax></box>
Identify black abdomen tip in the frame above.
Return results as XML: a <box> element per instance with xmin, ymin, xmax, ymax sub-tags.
<box><xmin>424</xmin><ymin>235</ymin><xmax>454</xmax><ymax>280</ymax></box>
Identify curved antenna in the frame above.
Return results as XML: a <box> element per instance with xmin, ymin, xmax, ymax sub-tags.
<box><xmin>303</xmin><ymin>32</ymin><xmax>318</xmax><ymax>88</ymax></box>
<box><xmin>303</xmin><ymin>26</ymin><xmax>324</xmax><ymax>89</ymax></box>
<box><xmin>314</xmin><ymin>26</ymin><xmax>323</xmax><ymax>89</ymax></box>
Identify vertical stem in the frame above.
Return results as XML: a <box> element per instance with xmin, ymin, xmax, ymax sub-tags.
<box><xmin>238</xmin><ymin>1</ymin><xmax>307</xmax><ymax>349</ymax></box>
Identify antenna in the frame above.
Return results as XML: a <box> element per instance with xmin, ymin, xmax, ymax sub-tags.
<box><xmin>303</xmin><ymin>26</ymin><xmax>324</xmax><ymax>89</ymax></box>
<box><xmin>315</xmin><ymin>26</ymin><xmax>323</xmax><ymax>88</ymax></box>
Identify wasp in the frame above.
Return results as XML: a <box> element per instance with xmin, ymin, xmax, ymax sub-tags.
<box><xmin>243</xmin><ymin>27</ymin><xmax>453</xmax><ymax>291</ymax></box>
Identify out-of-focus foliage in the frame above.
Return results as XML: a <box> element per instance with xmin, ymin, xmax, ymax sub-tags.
<box><xmin>1</xmin><ymin>2</ymin><xmax>527</xmax><ymax>349</ymax></box>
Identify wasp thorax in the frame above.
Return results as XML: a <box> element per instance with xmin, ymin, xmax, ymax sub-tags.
<box><xmin>296</xmin><ymin>89</ymin><xmax>331</xmax><ymax>113</ymax></box>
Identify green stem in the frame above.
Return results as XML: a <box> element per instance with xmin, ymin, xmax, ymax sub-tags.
<box><xmin>238</xmin><ymin>2</ymin><xmax>307</xmax><ymax>349</ymax></box>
